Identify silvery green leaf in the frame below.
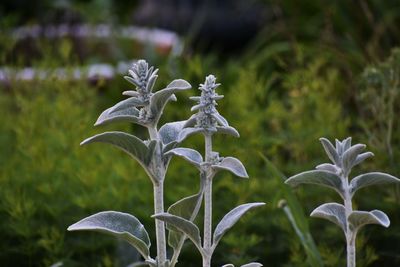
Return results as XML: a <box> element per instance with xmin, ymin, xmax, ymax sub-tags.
<box><xmin>216</xmin><ymin>126</ymin><xmax>240</xmax><ymax>137</ymax></box>
<box><xmin>353</xmin><ymin>152</ymin><xmax>374</xmax><ymax>167</ymax></box>
<box><xmin>342</xmin><ymin>144</ymin><xmax>366</xmax><ymax>172</ymax></box>
<box><xmin>167</xmin><ymin>189</ymin><xmax>204</xmax><ymax>250</ymax></box>
<box><xmin>335</xmin><ymin>139</ymin><xmax>343</xmax><ymax>155</ymax></box>
<box><xmin>122</xmin><ymin>90</ymin><xmax>140</xmax><ymax>97</ymax></box>
<box><xmin>212</xmin><ymin>112</ymin><xmax>228</xmax><ymax>127</ymax></box>
<box><xmin>125</xmin><ymin>75</ymin><xmax>141</xmax><ymax>88</ymax></box>
<box><xmin>159</xmin><ymin>121</ymin><xmax>186</xmax><ymax>146</ymax></box>
<box><xmin>319</xmin><ymin>138</ymin><xmax>339</xmax><ymax>164</ymax></box>
<box><xmin>68</xmin><ymin>211</ymin><xmax>151</xmax><ymax>259</ymax></box>
<box><xmin>177</xmin><ymin>127</ymin><xmax>204</xmax><ymax>143</ymax></box>
<box><xmin>191</xmin><ymin>104</ymin><xmax>203</xmax><ymax>112</ymax></box>
<box><xmin>183</xmin><ymin>114</ymin><xmax>197</xmax><ymax>128</ymax></box>
<box><xmin>146</xmin><ymin>69</ymin><xmax>159</xmax><ymax>93</ymax></box>
<box><xmin>81</xmin><ymin>131</ymin><xmax>150</xmax><ymax>166</ymax></box>
<box><xmin>241</xmin><ymin>263</ymin><xmax>263</xmax><ymax>267</ymax></box>
<box><xmin>342</xmin><ymin>137</ymin><xmax>352</xmax><ymax>151</ymax></box>
<box><xmin>109</xmin><ymin>97</ymin><xmax>146</xmax><ymax>113</ymax></box>
<box><xmin>315</xmin><ymin>163</ymin><xmax>340</xmax><ymax>174</ymax></box>
<box><xmin>165</xmin><ymin>148</ymin><xmax>203</xmax><ymax>167</ymax></box>
<box><xmin>152</xmin><ymin>213</ymin><xmax>203</xmax><ymax>253</ymax></box>
<box><xmin>310</xmin><ymin>203</ymin><xmax>346</xmax><ymax>232</ymax></box>
<box><xmin>350</xmin><ymin>172</ymin><xmax>400</xmax><ymax>196</ymax></box>
<box><xmin>95</xmin><ymin>106</ymin><xmax>143</xmax><ymax>126</ymax></box>
<box><xmin>212</xmin><ymin>157</ymin><xmax>248</xmax><ymax>178</ymax></box>
<box><xmin>221</xmin><ymin>264</ymin><xmax>235</xmax><ymax>267</ymax></box>
<box><xmin>150</xmin><ymin>79</ymin><xmax>191</xmax><ymax>125</ymax></box>
<box><xmin>285</xmin><ymin>170</ymin><xmax>344</xmax><ymax>198</ymax></box>
<box><xmin>348</xmin><ymin>210</ymin><xmax>390</xmax><ymax>232</ymax></box>
<box><xmin>213</xmin><ymin>202</ymin><xmax>265</xmax><ymax>247</ymax></box>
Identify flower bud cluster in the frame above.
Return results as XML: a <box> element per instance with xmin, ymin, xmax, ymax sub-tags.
<box><xmin>190</xmin><ymin>75</ymin><xmax>224</xmax><ymax>132</ymax></box>
<box><xmin>127</xmin><ymin>60</ymin><xmax>157</xmax><ymax>103</ymax></box>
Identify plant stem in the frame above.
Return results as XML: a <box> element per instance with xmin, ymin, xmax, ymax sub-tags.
<box><xmin>148</xmin><ymin>125</ymin><xmax>167</xmax><ymax>266</ymax></box>
<box><xmin>154</xmin><ymin>180</ymin><xmax>167</xmax><ymax>265</ymax></box>
<box><xmin>203</xmin><ymin>133</ymin><xmax>213</xmax><ymax>267</ymax></box>
<box><xmin>344</xmin><ymin>175</ymin><xmax>355</xmax><ymax>267</ymax></box>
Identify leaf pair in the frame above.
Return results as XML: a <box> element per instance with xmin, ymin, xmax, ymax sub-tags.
<box><xmin>153</xmin><ymin>202</ymin><xmax>265</xmax><ymax>257</ymax></box>
<box><xmin>182</xmin><ymin>114</ymin><xmax>240</xmax><ymax>139</ymax></box>
<box><xmin>285</xmin><ymin>170</ymin><xmax>400</xmax><ymax>199</ymax></box>
<box><xmin>165</xmin><ymin>147</ymin><xmax>248</xmax><ymax>178</ymax></box>
<box><xmin>311</xmin><ymin>203</ymin><xmax>390</xmax><ymax>234</ymax></box>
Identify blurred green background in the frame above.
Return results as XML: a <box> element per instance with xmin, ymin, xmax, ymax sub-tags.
<box><xmin>1</xmin><ymin>0</ymin><xmax>400</xmax><ymax>266</ymax></box>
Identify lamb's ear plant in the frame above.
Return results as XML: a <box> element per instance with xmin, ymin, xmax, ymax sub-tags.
<box><xmin>285</xmin><ymin>137</ymin><xmax>400</xmax><ymax>267</ymax></box>
<box><xmin>153</xmin><ymin>75</ymin><xmax>265</xmax><ymax>267</ymax></box>
<box><xmin>67</xmin><ymin>59</ymin><xmax>194</xmax><ymax>267</ymax></box>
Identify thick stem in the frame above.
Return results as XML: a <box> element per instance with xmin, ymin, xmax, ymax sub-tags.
<box><xmin>203</xmin><ymin>134</ymin><xmax>213</xmax><ymax>267</ymax></box>
<box><xmin>347</xmin><ymin>234</ymin><xmax>356</xmax><ymax>267</ymax></box>
<box><xmin>343</xmin><ymin>175</ymin><xmax>355</xmax><ymax>267</ymax></box>
<box><xmin>154</xmin><ymin>181</ymin><xmax>167</xmax><ymax>266</ymax></box>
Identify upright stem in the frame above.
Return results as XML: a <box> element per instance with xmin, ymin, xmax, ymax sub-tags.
<box><xmin>344</xmin><ymin>175</ymin><xmax>355</xmax><ymax>267</ymax></box>
<box><xmin>203</xmin><ymin>134</ymin><xmax>213</xmax><ymax>267</ymax></box>
<box><xmin>148</xmin><ymin>125</ymin><xmax>167</xmax><ymax>266</ymax></box>
<box><xmin>154</xmin><ymin>181</ymin><xmax>167</xmax><ymax>265</ymax></box>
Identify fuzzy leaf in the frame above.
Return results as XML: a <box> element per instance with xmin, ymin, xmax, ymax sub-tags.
<box><xmin>183</xmin><ymin>114</ymin><xmax>197</xmax><ymax>127</ymax></box>
<box><xmin>159</xmin><ymin>121</ymin><xmax>186</xmax><ymax>145</ymax></box>
<box><xmin>68</xmin><ymin>211</ymin><xmax>150</xmax><ymax>259</ymax></box>
<box><xmin>353</xmin><ymin>152</ymin><xmax>374</xmax><ymax>167</ymax></box>
<box><xmin>315</xmin><ymin>163</ymin><xmax>339</xmax><ymax>174</ymax></box>
<box><xmin>212</xmin><ymin>157</ymin><xmax>248</xmax><ymax>178</ymax></box>
<box><xmin>350</xmin><ymin>172</ymin><xmax>400</xmax><ymax>195</ymax></box>
<box><xmin>177</xmin><ymin>127</ymin><xmax>204</xmax><ymax>143</ymax></box>
<box><xmin>109</xmin><ymin>97</ymin><xmax>146</xmax><ymax>113</ymax></box>
<box><xmin>124</xmin><ymin>76</ymin><xmax>141</xmax><ymax>88</ymax></box>
<box><xmin>122</xmin><ymin>90</ymin><xmax>140</xmax><ymax>97</ymax></box>
<box><xmin>213</xmin><ymin>202</ymin><xmax>265</xmax><ymax>247</ymax></box>
<box><xmin>310</xmin><ymin>203</ymin><xmax>346</xmax><ymax>231</ymax></box>
<box><xmin>212</xmin><ymin>112</ymin><xmax>228</xmax><ymax>127</ymax></box>
<box><xmin>241</xmin><ymin>263</ymin><xmax>263</xmax><ymax>267</ymax></box>
<box><xmin>165</xmin><ymin>148</ymin><xmax>203</xmax><ymax>167</ymax></box>
<box><xmin>150</xmin><ymin>79</ymin><xmax>191</xmax><ymax>125</ymax></box>
<box><xmin>146</xmin><ymin>70</ymin><xmax>159</xmax><ymax>93</ymax></box>
<box><xmin>348</xmin><ymin>210</ymin><xmax>390</xmax><ymax>232</ymax></box>
<box><xmin>216</xmin><ymin>126</ymin><xmax>240</xmax><ymax>137</ymax></box>
<box><xmin>335</xmin><ymin>139</ymin><xmax>343</xmax><ymax>155</ymax></box>
<box><xmin>81</xmin><ymin>131</ymin><xmax>150</xmax><ymax>166</ymax></box>
<box><xmin>342</xmin><ymin>144</ymin><xmax>366</xmax><ymax>172</ymax></box>
<box><xmin>152</xmin><ymin>213</ymin><xmax>203</xmax><ymax>252</ymax></box>
<box><xmin>95</xmin><ymin>106</ymin><xmax>142</xmax><ymax>126</ymax></box>
<box><xmin>285</xmin><ymin>170</ymin><xmax>344</xmax><ymax>198</ymax></box>
<box><xmin>319</xmin><ymin>138</ymin><xmax>339</xmax><ymax>164</ymax></box>
<box><xmin>342</xmin><ymin>137</ymin><xmax>352</xmax><ymax>151</ymax></box>
<box><xmin>167</xmin><ymin>190</ymin><xmax>204</xmax><ymax>250</ymax></box>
